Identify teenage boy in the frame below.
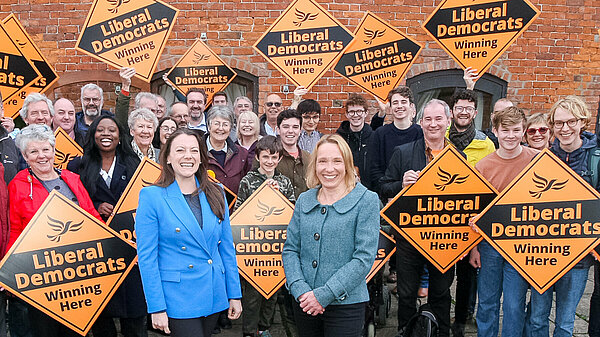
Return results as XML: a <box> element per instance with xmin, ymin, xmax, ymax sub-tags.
<box><xmin>368</xmin><ymin>86</ymin><xmax>423</xmax><ymax>194</ymax></box>
<box><xmin>236</xmin><ymin>136</ymin><xmax>295</xmax><ymax>337</ymax></box>
<box><xmin>297</xmin><ymin>99</ymin><xmax>323</xmax><ymax>153</ymax></box>
<box><xmin>276</xmin><ymin>109</ymin><xmax>309</xmax><ymax>198</ymax></box>
<box><xmin>469</xmin><ymin>106</ymin><xmax>539</xmax><ymax>337</ymax></box>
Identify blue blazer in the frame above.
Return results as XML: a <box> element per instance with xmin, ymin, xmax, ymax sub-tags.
<box><xmin>135</xmin><ymin>180</ymin><xmax>242</xmax><ymax>319</ymax></box>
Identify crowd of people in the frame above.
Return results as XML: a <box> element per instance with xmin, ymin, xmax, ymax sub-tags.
<box><xmin>0</xmin><ymin>65</ymin><xmax>596</xmax><ymax>337</ymax></box>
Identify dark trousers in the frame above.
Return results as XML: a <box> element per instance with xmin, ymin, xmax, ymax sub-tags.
<box><xmin>396</xmin><ymin>241</ymin><xmax>455</xmax><ymax>337</ymax></box>
<box><xmin>590</xmin><ymin>262</ymin><xmax>600</xmax><ymax>337</ymax></box>
<box><xmin>7</xmin><ymin>297</ymin><xmax>31</xmax><ymax>337</ymax></box>
<box><xmin>28</xmin><ymin>306</ymin><xmax>81</xmax><ymax>337</ymax></box>
<box><xmin>91</xmin><ymin>315</ymin><xmax>147</xmax><ymax>337</ymax></box>
<box><xmin>292</xmin><ymin>301</ymin><xmax>366</xmax><ymax>337</ymax></box>
<box><xmin>455</xmin><ymin>258</ymin><xmax>477</xmax><ymax>323</ymax></box>
<box><xmin>169</xmin><ymin>312</ymin><xmax>219</xmax><ymax>337</ymax></box>
<box><xmin>242</xmin><ymin>279</ymin><xmax>277</xmax><ymax>334</ymax></box>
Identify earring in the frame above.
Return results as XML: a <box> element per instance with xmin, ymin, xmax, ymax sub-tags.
<box><xmin>167</xmin><ymin>161</ymin><xmax>171</xmax><ymax>165</ymax></box>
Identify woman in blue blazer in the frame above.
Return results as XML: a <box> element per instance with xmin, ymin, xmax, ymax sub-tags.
<box><xmin>136</xmin><ymin>128</ymin><xmax>242</xmax><ymax>337</ymax></box>
<box><xmin>282</xmin><ymin>134</ymin><xmax>380</xmax><ymax>337</ymax></box>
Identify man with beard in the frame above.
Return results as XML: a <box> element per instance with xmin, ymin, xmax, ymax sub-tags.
<box><xmin>75</xmin><ymin>83</ymin><xmax>113</xmax><ymax>137</ymax></box>
<box><xmin>447</xmin><ymin>88</ymin><xmax>495</xmax><ymax>337</ymax></box>
<box><xmin>186</xmin><ymin>88</ymin><xmax>208</xmax><ymax>132</ymax></box>
<box><xmin>53</xmin><ymin>98</ymin><xmax>85</xmax><ymax>146</ymax></box>
<box><xmin>260</xmin><ymin>94</ymin><xmax>283</xmax><ymax>136</ymax></box>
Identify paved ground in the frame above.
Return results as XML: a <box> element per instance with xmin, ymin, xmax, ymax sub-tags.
<box><xmin>142</xmin><ymin>267</ymin><xmax>594</xmax><ymax>337</ymax></box>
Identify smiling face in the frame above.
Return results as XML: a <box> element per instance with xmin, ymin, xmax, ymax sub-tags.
<box><xmin>277</xmin><ymin>117</ymin><xmax>301</xmax><ymax>148</ymax></box>
<box><xmin>302</xmin><ymin>112</ymin><xmax>319</xmax><ymax>133</ymax></box>
<box><xmin>494</xmin><ymin>123</ymin><xmax>525</xmax><ymax>153</ymax></box>
<box><xmin>94</xmin><ymin>118</ymin><xmax>119</xmax><ymax>153</ymax></box>
<box><xmin>170</xmin><ymin>103</ymin><xmax>189</xmax><ymax>128</ymax></box>
<box><xmin>213</xmin><ymin>95</ymin><xmax>227</xmax><ymax>106</ymax></box>
<box><xmin>25</xmin><ymin>100</ymin><xmax>52</xmax><ymax>126</ymax></box>
<box><xmin>234</xmin><ymin>98</ymin><xmax>252</xmax><ymax>118</ymax></box>
<box><xmin>264</xmin><ymin>94</ymin><xmax>283</xmax><ymax>123</ymax></box>
<box><xmin>552</xmin><ymin>106</ymin><xmax>583</xmax><ymax>149</ymax></box>
<box><xmin>23</xmin><ymin>140</ymin><xmax>55</xmax><ymax>177</ymax></box>
<box><xmin>390</xmin><ymin>93</ymin><xmax>415</xmax><ymax>123</ymax></box>
<box><xmin>452</xmin><ymin>99</ymin><xmax>477</xmax><ymax>130</ymax></box>
<box><xmin>82</xmin><ymin>88</ymin><xmax>102</xmax><ymax>117</ymax></box>
<box><xmin>159</xmin><ymin>119</ymin><xmax>177</xmax><ymax>146</ymax></box>
<box><xmin>525</xmin><ymin>122</ymin><xmax>551</xmax><ymax>150</ymax></box>
<box><xmin>130</xmin><ymin>118</ymin><xmax>155</xmax><ymax>149</ymax></box>
<box><xmin>346</xmin><ymin>104</ymin><xmax>367</xmax><ymax>131</ymax></box>
<box><xmin>238</xmin><ymin>114</ymin><xmax>257</xmax><ymax>138</ymax></box>
<box><xmin>315</xmin><ymin>142</ymin><xmax>346</xmax><ymax>191</ymax></box>
<box><xmin>167</xmin><ymin>134</ymin><xmax>201</xmax><ymax>180</ymax></box>
<box><xmin>208</xmin><ymin>116</ymin><xmax>231</xmax><ymax>143</ymax></box>
<box><xmin>421</xmin><ymin>102</ymin><xmax>451</xmax><ymax>144</ymax></box>
<box><xmin>156</xmin><ymin>96</ymin><xmax>166</xmax><ymax>119</ymax></box>
<box><xmin>187</xmin><ymin>92</ymin><xmax>206</xmax><ymax>121</ymax></box>
<box><xmin>52</xmin><ymin>98</ymin><xmax>76</xmax><ymax>133</ymax></box>
<box><xmin>257</xmin><ymin>150</ymin><xmax>282</xmax><ymax>176</ymax></box>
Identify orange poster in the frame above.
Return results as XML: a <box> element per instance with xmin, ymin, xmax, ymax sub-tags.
<box><xmin>422</xmin><ymin>0</ymin><xmax>540</xmax><ymax>76</ymax></box>
<box><xmin>54</xmin><ymin>127</ymin><xmax>83</xmax><ymax>170</ymax></box>
<box><xmin>230</xmin><ymin>181</ymin><xmax>294</xmax><ymax>299</ymax></box>
<box><xmin>381</xmin><ymin>146</ymin><xmax>497</xmax><ymax>273</ymax></box>
<box><xmin>0</xmin><ymin>191</ymin><xmax>137</xmax><ymax>335</ymax></box>
<box><xmin>366</xmin><ymin>230</ymin><xmax>396</xmax><ymax>283</ymax></box>
<box><xmin>106</xmin><ymin>158</ymin><xmax>161</xmax><ymax>244</ymax></box>
<box><xmin>334</xmin><ymin>12</ymin><xmax>422</xmax><ymax>102</ymax></box>
<box><xmin>75</xmin><ymin>0</ymin><xmax>179</xmax><ymax>82</ymax></box>
<box><xmin>166</xmin><ymin>39</ymin><xmax>237</xmax><ymax>105</ymax></box>
<box><xmin>253</xmin><ymin>0</ymin><xmax>354</xmax><ymax>89</ymax></box>
<box><xmin>474</xmin><ymin>149</ymin><xmax>600</xmax><ymax>293</ymax></box>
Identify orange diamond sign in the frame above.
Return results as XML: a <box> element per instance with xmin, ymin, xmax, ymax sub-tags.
<box><xmin>0</xmin><ymin>191</ymin><xmax>138</xmax><ymax>335</ymax></box>
<box><xmin>253</xmin><ymin>0</ymin><xmax>354</xmax><ymax>89</ymax></box>
<box><xmin>366</xmin><ymin>230</ymin><xmax>396</xmax><ymax>283</ymax></box>
<box><xmin>54</xmin><ymin>127</ymin><xmax>83</xmax><ymax>170</ymax></box>
<box><xmin>334</xmin><ymin>12</ymin><xmax>422</xmax><ymax>102</ymax></box>
<box><xmin>474</xmin><ymin>149</ymin><xmax>600</xmax><ymax>293</ymax></box>
<box><xmin>166</xmin><ymin>39</ymin><xmax>237</xmax><ymax>106</ymax></box>
<box><xmin>75</xmin><ymin>0</ymin><xmax>179</xmax><ymax>82</ymax></box>
<box><xmin>422</xmin><ymin>0</ymin><xmax>540</xmax><ymax>76</ymax></box>
<box><xmin>106</xmin><ymin>158</ymin><xmax>161</xmax><ymax>244</ymax></box>
<box><xmin>230</xmin><ymin>182</ymin><xmax>294</xmax><ymax>299</ymax></box>
<box><xmin>381</xmin><ymin>146</ymin><xmax>497</xmax><ymax>273</ymax></box>
<box><xmin>2</xmin><ymin>14</ymin><xmax>59</xmax><ymax>119</ymax></box>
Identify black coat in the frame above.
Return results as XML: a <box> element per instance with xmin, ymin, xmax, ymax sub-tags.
<box><xmin>68</xmin><ymin>155</ymin><xmax>146</xmax><ymax>318</ymax></box>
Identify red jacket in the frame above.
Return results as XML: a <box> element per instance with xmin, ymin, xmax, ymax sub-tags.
<box><xmin>7</xmin><ymin>169</ymin><xmax>102</xmax><ymax>251</ymax></box>
<box><xmin>0</xmin><ymin>164</ymin><xmax>9</xmax><ymax>258</ymax></box>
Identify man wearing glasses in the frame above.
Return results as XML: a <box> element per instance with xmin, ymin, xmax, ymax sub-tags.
<box><xmin>336</xmin><ymin>93</ymin><xmax>374</xmax><ymax>189</ymax></box>
<box><xmin>76</xmin><ymin>83</ymin><xmax>114</xmax><ymax>137</ymax></box>
<box><xmin>260</xmin><ymin>93</ymin><xmax>283</xmax><ymax>136</ymax></box>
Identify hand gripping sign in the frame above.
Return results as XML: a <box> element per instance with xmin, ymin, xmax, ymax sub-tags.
<box><xmin>381</xmin><ymin>146</ymin><xmax>497</xmax><ymax>273</ymax></box>
<box><xmin>54</xmin><ymin>127</ymin><xmax>83</xmax><ymax>170</ymax></box>
<box><xmin>166</xmin><ymin>39</ymin><xmax>237</xmax><ymax>106</ymax></box>
<box><xmin>1</xmin><ymin>14</ymin><xmax>59</xmax><ymax>119</ymax></box>
<box><xmin>334</xmin><ymin>12</ymin><xmax>422</xmax><ymax>102</ymax></box>
<box><xmin>0</xmin><ymin>191</ymin><xmax>138</xmax><ymax>335</ymax></box>
<box><xmin>106</xmin><ymin>158</ymin><xmax>162</xmax><ymax>245</ymax></box>
<box><xmin>473</xmin><ymin>149</ymin><xmax>600</xmax><ymax>293</ymax></box>
<box><xmin>422</xmin><ymin>0</ymin><xmax>540</xmax><ymax>77</ymax></box>
<box><xmin>230</xmin><ymin>181</ymin><xmax>294</xmax><ymax>299</ymax></box>
<box><xmin>76</xmin><ymin>0</ymin><xmax>179</xmax><ymax>82</ymax></box>
<box><xmin>253</xmin><ymin>0</ymin><xmax>354</xmax><ymax>89</ymax></box>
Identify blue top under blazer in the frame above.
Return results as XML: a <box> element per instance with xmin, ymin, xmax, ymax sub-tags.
<box><xmin>135</xmin><ymin>179</ymin><xmax>242</xmax><ymax>319</ymax></box>
<box><xmin>282</xmin><ymin>182</ymin><xmax>380</xmax><ymax>307</ymax></box>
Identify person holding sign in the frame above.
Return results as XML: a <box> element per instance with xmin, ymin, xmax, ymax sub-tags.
<box><xmin>528</xmin><ymin>96</ymin><xmax>597</xmax><ymax>337</ymax></box>
<box><xmin>379</xmin><ymin>99</ymin><xmax>456</xmax><ymax>337</ymax></box>
<box><xmin>282</xmin><ymin>134</ymin><xmax>380</xmax><ymax>337</ymax></box>
<box><xmin>8</xmin><ymin>124</ymin><xmax>102</xmax><ymax>337</ymax></box>
<box><xmin>136</xmin><ymin>128</ymin><xmax>242</xmax><ymax>337</ymax></box>
<box><xmin>468</xmin><ymin>107</ymin><xmax>539</xmax><ymax>337</ymax></box>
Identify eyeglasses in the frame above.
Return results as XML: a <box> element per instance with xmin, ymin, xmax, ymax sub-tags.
<box><xmin>82</xmin><ymin>97</ymin><xmax>101</xmax><ymax>103</ymax></box>
<box><xmin>553</xmin><ymin>119</ymin><xmax>579</xmax><ymax>129</ymax></box>
<box><xmin>160</xmin><ymin>126</ymin><xmax>177</xmax><ymax>133</ymax></box>
<box><xmin>266</xmin><ymin>102</ymin><xmax>282</xmax><ymax>107</ymax></box>
<box><xmin>303</xmin><ymin>115</ymin><xmax>319</xmax><ymax>121</ymax></box>
<box><xmin>346</xmin><ymin>109</ymin><xmax>365</xmax><ymax>117</ymax></box>
<box><xmin>453</xmin><ymin>106</ymin><xmax>476</xmax><ymax>113</ymax></box>
<box><xmin>526</xmin><ymin>127</ymin><xmax>549</xmax><ymax>136</ymax></box>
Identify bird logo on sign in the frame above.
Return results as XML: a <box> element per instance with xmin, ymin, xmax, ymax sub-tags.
<box><xmin>255</xmin><ymin>199</ymin><xmax>285</xmax><ymax>222</ymax></box>
<box><xmin>363</xmin><ymin>28</ymin><xmax>386</xmax><ymax>45</ymax></box>
<box><xmin>434</xmin><ymin>167</ymin><xmax>469</xmax><ymax>191</ymax></box>
<box><xmin>47</xmin><ymin>216</ymin><xmax>83</xmax><ymax>242</ymax></box>
<box><xmin>293</xmin><ymin>8</ymin><xmax>318</xmax><ymax>27</ymax></box>
<box><xmin>193</xmin><ymin>52</ymin><xmax>210</xmax><ymax>64</ymax></box>
<box><xmin>55</xmin><ymin>148</ymin><xmax>74</xmax><ymax>168</ymax></box>
<box><xmin>529</xmin><ymin>172</ymin><xmax>568</xmax><ymax>199</ymax></box>
<box><xmin>107</xmin><ymin>0</ymin><xmax>130</xmax><ymax>14</ymax></box>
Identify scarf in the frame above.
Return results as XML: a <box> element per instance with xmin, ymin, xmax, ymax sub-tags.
<box><xmin>448</xmin><ymin>122</ymin><xmax>475</xmax><ymax>152</ymax></box>
<box><xmin>131</xmin><ymin>140</ymin><xmax>157</xmax><ymax>162</ymax></box>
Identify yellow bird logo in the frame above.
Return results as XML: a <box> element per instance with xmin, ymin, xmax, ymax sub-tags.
<box><xmin>363</xmin><ymin>28</ymin><xmax>386</xmax><ymax>45</ymax></box>
<box><xmin>107</xmin><ymin>0</ymin><xmax>130</xmax><ymax>14</ymax></box>
<box><xmin>434</xmin><ymin>167</ymin><xmax>469</xmax><ymax>191</ymax></box>
<box><xmin>193</xmin><ymin>52</ymin><xmax>210</xmax><ymax>64</ymax></box>
<box><xmin>293</xmin><ymin>8</ymin><xmax>318</xmax><ymax>27</ymax></box>
<box><xmin>255</xmin><ymin>199</ymin><xmax>285</xmax><ymax>222</ymax></box>
<box><xmin>47</xmin><ymin>216</ymin><xmax>83</xmax><ymax>242</ymax></box>
<box><xmin>529</xmin><ymin>172</ymin><xmax>568</xmax><ymax>199</ymax></box>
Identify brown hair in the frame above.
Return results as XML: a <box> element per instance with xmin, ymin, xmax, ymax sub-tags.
<box><xmin>186</xmin><ymin>88</ymin><xmax>207</xmax><ymax>103</ymax></box>
<box><xmin>387</xmin><ymin>86</ymin><xmax>414</xmax><ymax>104</ymax></box>
<box><xmin>345</xmin><ymin>94</ymin><xmax>368</xmax><ymax>114</ymax></box>
<box><xmin>492</xmin><ymin>106</ymin><xmax>526</xmax><ymax>129</ymax></box>
<box><xmin>306</xmin><ymin>134</ymin><xmax>356</xmax><ymax>190</ymax></box>
<box><xmin>156</xmin><ymin>128</ymin><xmax>226</xmax><ymax>219</ymax></box>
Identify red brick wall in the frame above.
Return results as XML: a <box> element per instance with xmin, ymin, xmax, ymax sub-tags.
<box><xmin>2</xmin><ymin>0</ymin><xmax>599</xmax><ymax>132</ymax></box>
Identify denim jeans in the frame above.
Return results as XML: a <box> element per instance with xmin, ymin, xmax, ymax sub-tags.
<box><xmin>476</xmin><ymin>241</ymin><xmax>529</xmax><ymax>337</ymax></box>
<box><xmin>528</xmin><ymin>266</ymin><xmax>589</xmax><ymax>337</ymax></box>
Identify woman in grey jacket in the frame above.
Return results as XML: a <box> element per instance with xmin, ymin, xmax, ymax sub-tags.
<box><xmin>282</xmin><ymin>134</ymin><xmax>380</xmax><ymax>337</ymax></box>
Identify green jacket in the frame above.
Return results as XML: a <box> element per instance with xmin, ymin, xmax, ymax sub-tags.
<box><xmin>234</xmin><ymin>169</ymin><xmax>296</xmax><ymax>211</ymax></box>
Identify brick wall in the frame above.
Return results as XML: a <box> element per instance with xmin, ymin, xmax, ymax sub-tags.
<box><xmin>2</xmin><ymin>0</ymin><xmax>599</xmax><ymax>132</ymax></box>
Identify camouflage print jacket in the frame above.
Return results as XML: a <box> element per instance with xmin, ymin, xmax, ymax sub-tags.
<box><xmin>234</xmin><ymin>169</ymin><xmax>296</xmax><ymax>211</ymax></box>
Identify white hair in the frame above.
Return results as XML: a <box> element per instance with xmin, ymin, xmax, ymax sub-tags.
<box><xmin>20</xmin><ymin>93</ymin><xmax>54</xmax><ymax>120</ymax></box>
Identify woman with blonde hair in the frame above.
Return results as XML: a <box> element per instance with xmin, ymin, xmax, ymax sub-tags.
<box><xmin>236</xmin><ymin>111</ymin><xmax>261</xmax><ymax>161</ymax></box>
<box><xmin>282</xmin><ymin>134</ymin><xmax>380</xmax><ymax>337</ymax></box>
<box><xmin>524</xmin><ymin>113</ymin><xmax>552</xmax><ymax>150</ymax></box>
